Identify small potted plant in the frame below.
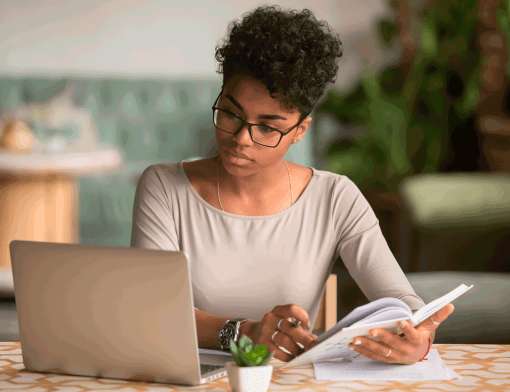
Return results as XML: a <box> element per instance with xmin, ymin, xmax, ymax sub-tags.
<box><xmin>226</xmin><ymin>335</ymin><xmax>275</xmax><ymax>392</ymax></box>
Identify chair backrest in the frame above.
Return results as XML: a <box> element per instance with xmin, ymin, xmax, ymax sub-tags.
<box><xmin>399</xmin><ymin>173</ymin><xmax>510</xmax><ymax>272</ymax></box>
<box><xmin>313</xmin><ymin>274</ymin><xmax>337</xmax><ymax>332</ymax></box>
<box><xmin>406</xmin><ymin>271</ymin><xmax>510</xmax><ymax>344</ymax></box>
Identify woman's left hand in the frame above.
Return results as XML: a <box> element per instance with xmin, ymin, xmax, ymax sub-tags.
<box><xmin>347</xmin><ymin>303</ymin><xmax>455</xmax><ymax>365</ymax></box>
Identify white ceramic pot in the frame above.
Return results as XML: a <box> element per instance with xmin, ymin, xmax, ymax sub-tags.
<box><xmin>225</xmin><ymin>361</ymin><xmax>273</xmax><ymax>392</ymax></box>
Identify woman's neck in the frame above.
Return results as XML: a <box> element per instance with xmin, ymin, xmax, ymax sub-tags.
<box><xmin>217</xmin><ymin>156</ymin><xmax>291</xmax><ymax>205</ymax></box>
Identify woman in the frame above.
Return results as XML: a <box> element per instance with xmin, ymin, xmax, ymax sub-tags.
<box><xmin>131</xmin><ymin>5</ymin><xmax>454</xmax><ymax>364</ymax></box>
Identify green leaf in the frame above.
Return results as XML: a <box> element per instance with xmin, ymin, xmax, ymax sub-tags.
<box><xmin>258</xmin><ymin>351</ymin><xmax>274</xmax><ymax>366</ymax></box>
<box><xmin>362</xmin><ymin>75</ymin><xmax>380</xmax><ymax>100</ymax></box>
<box><xmin>450</xmin><ymin>36</ymin><xmax>468</xmax><ymax>59</ymax></box>
<box><xmin>318</xmin><ymin>85</ymin><xmax>368</xmax><ymax>125</ymax></box>
<box><xmin>229</xmin><ymin>340</ymin><xmax>244</xmax><ymax>367</ymax></box>
<box><xmin>366</xmin><ymin>141</ymin><xmax>386</xmax><ymax>165</ymax></box>
<box><xmin>379</xmin><ymin>19</ymin><xmax>399</xmax><ymax>45</ymax></box>
<box><xmin>498</xmin><ymin>12</ymin><xmax>509</xmax><ymax>33</ymax></box>
<box><xmin>238</xmin><ymin>336</ymin><xmax>252</xmax><ymax>353</ymax></box>
<box><xmin>428</xmin><ymin>91</ymin><xmax>444</xmax><ymax>117</ymax></box>
<box><xmin>337</xmin><ymin>85</ymin><xmax>369</xmax><ymax>124</ymax></box>
<box><xmin>460</xmin><ymin>78</ymin><xmax>480</xmax><ymax>114</ymax></box>
<box><xmin>425</xmin><ymin>74</ymin><xmax>445</xmax><ymax>92</ymax></box>
<box><xmin>365</xmin><ymin>96</ymin><xmax>407</xmax><ymax>164</ymax></box>
<box><xmin>239</xmin><ymin>353</ymin><xmax>258</xmax><ymax>367</ymax></box>
<box><xmin>325</xmin><ymin>139</ymin><xmax>356</xmax><ymax>156</ymax></box>
<box><xmin>229</xmin><ymin>336</ymin><xmax>274</xmax><ymax>367</ymax></box>
<box><xmin>245</xmin><ymin>344</ymin><xmax>267</xmax><ymax>365</ymax></box>
<box><xmin>422</xmin><ymin>137</ymin><xmax>443</xmax><ymax>172</ymax></box>
<box><xmin>327</xmin><ymin>150</ymin><xmax>364</xmax><ymax>175</ymax></box>
<box><xmin>421</xmin><ymin>22</ymin><xmax>438</xmax><ymax>56</ymax></box>
<box><xmin>407</xmin><ymin>124</ymin><xmax>425</xmax><ymax>159</ymax></box>
<box><xmin>380</xmin><ymin>66</ymin><xmax>405</xmax><ymax>98</ymax></box>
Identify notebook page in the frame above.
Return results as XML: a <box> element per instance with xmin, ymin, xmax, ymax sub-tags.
<box><xmin>315</xmin><ymin>297</ymin><xmax>410</xmax><ymax>343</ymax></box>
<box><xmin>313</xmin><ymin>349</ymin><xmax>461</xmax><ymax>381</ymax></box>
<box><xmin>411</xmin><ymin>284</ymin><xmax>473</xmax><ymax>325</ymax></box>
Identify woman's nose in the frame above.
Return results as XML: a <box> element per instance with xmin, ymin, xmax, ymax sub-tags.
<box><xmin>232</xmin><ymin>124</ymin><xmax>253</xmax><ymax>144</ymax></box>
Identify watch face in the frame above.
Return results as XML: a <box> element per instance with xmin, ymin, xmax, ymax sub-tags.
<box><xmin>220</xmin><ymin>323</ymin><xmax>237</xmax><ymax>348</ymax></box>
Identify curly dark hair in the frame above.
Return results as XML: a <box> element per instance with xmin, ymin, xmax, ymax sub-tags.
<box><xmin>215</xmin><ymin>5</ymin><xmax>343</xmax><ymax>119</ymax></box>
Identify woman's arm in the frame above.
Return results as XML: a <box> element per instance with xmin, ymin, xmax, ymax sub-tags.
<box><xmin>195</xmin><ymin>308</ymin><xmax>254</xmax><ymax>350</ymax></box>
<box><xmin>131</xmin><ymin>166</ymin><xmax>258</xmax><ymax>350</ymax></box>
<box><xmin>195</xmin><ymin>308</ymin><xmax>230</xmax><ymax>350</ymax></box>
<box><xmin>333</xmin><ymin>177</ymin><xmax>448</xmax><ymax>364</ymax></box>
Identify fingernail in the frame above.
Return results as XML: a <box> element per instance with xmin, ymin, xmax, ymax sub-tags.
<box><xmin>370</xmin><ymin>331</ymin><xmax>377</xmax><ymax>338</ymax></box>
<box><xmin>307</xmin><ymin>321</ymin><xmax>311</xmax><ymax>330</ymax></box>
<box><xmin>400</xmin><ymin>321</ymin><xmax>406</xmax><ymax>329</ymax></box>
<box><xmin>354</xmin><ymin>340</ymin><xmax>362</xmax><ymax>345</ymax></box>
<box><xmin>348</xmin><ymin>345</ymin><xmax>354</xmax><ymax>350</ymax></box>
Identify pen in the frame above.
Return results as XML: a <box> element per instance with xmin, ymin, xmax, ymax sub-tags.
<box><xmin>292</xmin><ymin>318</ymin><xmax>305</xmax><ymax>351</ymax></box>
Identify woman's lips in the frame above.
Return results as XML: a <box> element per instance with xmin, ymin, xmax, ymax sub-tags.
<box><xmin>224</xmin><ymin>150</ymin><xmax>252</xmax><ymax>165</ymax></box>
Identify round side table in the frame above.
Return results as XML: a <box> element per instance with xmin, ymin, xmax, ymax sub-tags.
<box><xmin>0</xmin><ymin>147</ymin><xmax>122</xmax><ymax>269</ymax></box>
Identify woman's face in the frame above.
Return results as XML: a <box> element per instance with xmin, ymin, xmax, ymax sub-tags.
<box><xmin>215</xmin><ymin>74</ymin><xmax>310</xmax><ymax>176</ymax></box>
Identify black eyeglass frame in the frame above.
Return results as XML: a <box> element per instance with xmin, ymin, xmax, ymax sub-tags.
<box><xmin>211</xmin><ymin>91</ymin><xmax>309</xmax><ymax>148</ymax></box>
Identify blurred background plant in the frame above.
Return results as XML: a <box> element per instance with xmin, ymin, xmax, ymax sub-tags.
<box><xmin>318</xmin><ymin>0</ymin><xmax>482</xmax><ymax>192</ymax></box>
<box><xmin>497</xmin><ymin>0</ymin><xmax>510</xmax><ymax>74</ymax></box>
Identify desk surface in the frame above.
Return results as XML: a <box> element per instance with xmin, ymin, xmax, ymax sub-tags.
<box><xmin>1</xmin><ymin>342</ymin><xmax>509</xmax><ymax>391</ymax></box>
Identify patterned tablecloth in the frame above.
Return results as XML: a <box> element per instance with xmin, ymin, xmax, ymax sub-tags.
<box><xmin>0</xmin><ymin>342</ymin><xmax>509</xmax><ymax>391</ymax></box>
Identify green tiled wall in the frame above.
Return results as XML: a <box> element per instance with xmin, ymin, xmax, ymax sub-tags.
<box><xmin>0</xmin><ymin>77</ymin><xmax>315</xmax><ymax>247</ymax></box>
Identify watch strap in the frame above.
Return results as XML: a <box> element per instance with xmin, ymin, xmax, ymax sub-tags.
<box><xmin>233</xmin><ymin>318</ymin><xmax>250</xmax><ymax>343</ymax></box>
<box><xmin>220</xmin><ymin>318</ymin><xmax>251</xmax><ymax>352</ymax></box>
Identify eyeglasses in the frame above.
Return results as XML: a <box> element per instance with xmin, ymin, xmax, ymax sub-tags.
<box><xmin>212</xmin><ymin>91</ymin><xmax>307</xmax><ymax>148</ymax></box>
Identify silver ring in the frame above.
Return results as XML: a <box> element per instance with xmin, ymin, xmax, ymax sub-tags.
<box><xmin>271</xmin><ymin>330</ymin><xmax>279</xmax><ymax>341</ymax></box>
<box><xmin>385</xmin><ymin>349</ymin><xmax>392</xmax><ymax>357</ymax></box>
<box><xmin>279</xmin><ymin>346</ymin><xmax>293</xmax><ymax>356</ymax></box>
<box><xmin>431</xmin><ymin>315</ymin><xmax>440</xmax><ymax>326</ymax></box>
<box><xmin>278</xmin><ymin>318</ymin><xmax>284</xmax><ymax>330</ymax></box>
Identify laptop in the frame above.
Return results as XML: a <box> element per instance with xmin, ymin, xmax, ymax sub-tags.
<box><xmin>9</xmin><ymin>240</ymin><xmax>233</xmax><ymax>385</ymax></box>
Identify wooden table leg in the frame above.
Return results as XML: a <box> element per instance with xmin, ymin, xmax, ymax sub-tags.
<box><xmin>0</xmin><ymin>173</ymin><xmax>79</xmax><ymax>269</ymax></box>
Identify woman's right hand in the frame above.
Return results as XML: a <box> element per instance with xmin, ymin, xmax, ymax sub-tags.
<box><xmin>241</xmin><ymin>304</ymin><xmax>318</xmax><ymax>362</ymax></box>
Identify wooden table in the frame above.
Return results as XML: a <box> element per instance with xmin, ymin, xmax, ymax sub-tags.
<box><xmin>0</xmin><ymin>147</ymin><xmax>122</xmax><ymax>269</ymax></box>
<box><xmin>0</xmin><ymin>342</ymin><xmax>508</xmax><ymax>391</ymax></box>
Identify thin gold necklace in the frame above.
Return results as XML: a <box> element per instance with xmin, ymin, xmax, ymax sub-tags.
<box><xmin>216</xmin><ymin>156</ymin><xmax>293</xmax><ymax>214</ymax></box>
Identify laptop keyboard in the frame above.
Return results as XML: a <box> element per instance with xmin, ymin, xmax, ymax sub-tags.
<box><xmin>200</xmin><ymin>363</ymin><xmax>224</xmax><ymax>375</ymax></box>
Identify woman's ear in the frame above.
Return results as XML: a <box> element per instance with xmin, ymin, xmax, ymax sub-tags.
<box><xmin>293</xmin><ymin>117</ymin><xmax>312</xmax><ymax>143</ymax></box>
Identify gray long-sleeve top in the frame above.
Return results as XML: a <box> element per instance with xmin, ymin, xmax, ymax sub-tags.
<box><xmin>130</xmin><ymin>161</ymin><xmax>425</xmax><ymax>329</ymax></box>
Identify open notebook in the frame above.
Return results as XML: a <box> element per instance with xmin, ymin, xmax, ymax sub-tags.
<box><xmin>282</xmin><ymin>284</ymin><xmax>473</xmax><ymax>368</ymax></box>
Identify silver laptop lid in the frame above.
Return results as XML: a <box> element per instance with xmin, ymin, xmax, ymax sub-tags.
<box><xmin>10</xmin><ymin>240</ymin><xmax>202</xmax><ymax>385</ymax></box>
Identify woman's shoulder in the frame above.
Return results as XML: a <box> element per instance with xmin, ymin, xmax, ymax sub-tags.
<box><xmin>309</xmin><ymin>167</ymin><xmax>369</xmax><ymax>209</ymax></box>
<box><xmin>135</xmin><ymin>161</ymin><xmax>189</xmax><ymax>192</ymax></box>
<box><xmin>286</xmin><ymin>162</ymin><xmax>360</xmax><ymax>204</ymax></box>
<box><xmin>181</xmin><ymin>157</ymin><xmax>219</xmax><ymax>203</ymax></box>
<box><xmin>308</xmin><ymin>165</ymin><xmax>357</xmax><ymax>190</ymax></box>
<box><xmin>182</xmin><ymin>157</ymin><xmax>217</xmax><ymax>180</ymax></box>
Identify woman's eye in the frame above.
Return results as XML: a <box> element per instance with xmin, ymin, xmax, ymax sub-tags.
<box><xmin>225</xmin><ymin>110</ymin><xmax>239</xmax><ymax>119</ymax></box>
<box><xmin>259</xmin><ymin>125</ymin><xmax>276</xmax><ymax>132</ymax></box>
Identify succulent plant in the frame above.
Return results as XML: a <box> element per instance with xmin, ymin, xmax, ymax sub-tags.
<box><xmin>229</xmin><ymin>336</ymin><xmax>274</xmax><ymax>367</ymax></box>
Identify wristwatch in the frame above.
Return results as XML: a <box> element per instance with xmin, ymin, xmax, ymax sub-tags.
<box><xmin>219</xmin><ymin>318</ymin><xmax>251</xmax><ymax>352</ymax></box>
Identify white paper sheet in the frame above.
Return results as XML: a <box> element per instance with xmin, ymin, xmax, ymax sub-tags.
<box><xmin>313</xmin><ymin>349</ymin><xmax>461</xmax><ymax>381</ymax></box>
